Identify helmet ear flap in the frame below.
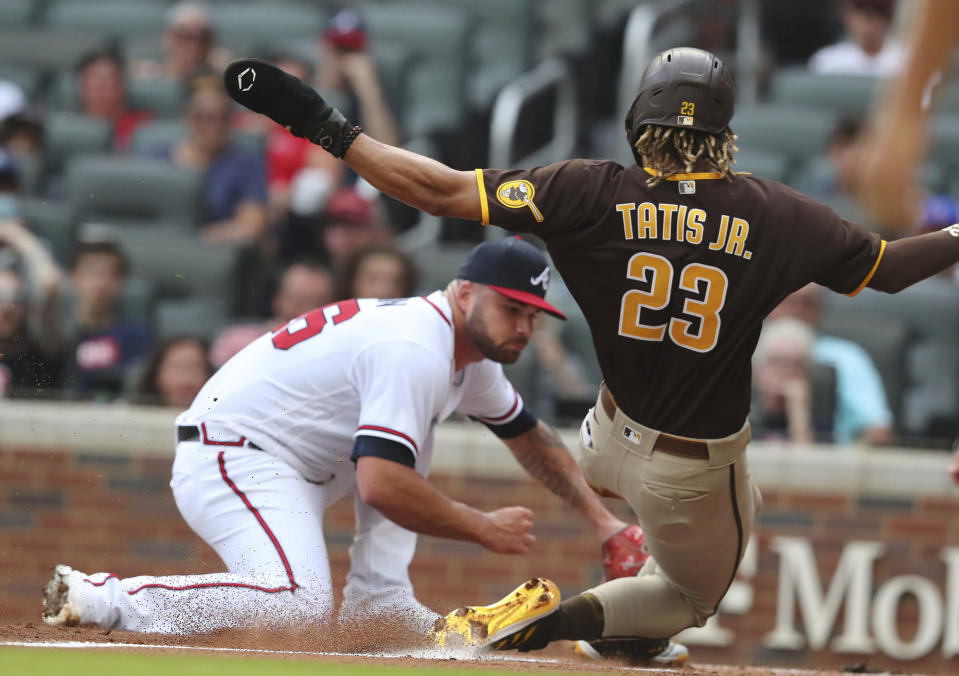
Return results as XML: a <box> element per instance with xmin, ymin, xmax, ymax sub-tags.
<box><xmin>625</xmin><ymin>95</ymin><xmax>644</xmax><ymax>166</ymax></box>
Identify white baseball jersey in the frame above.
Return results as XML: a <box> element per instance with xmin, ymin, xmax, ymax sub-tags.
<box><xmin>178</xmin><ymin>291</ymin><xmax>526</xmax><ymax>482</ymax></box>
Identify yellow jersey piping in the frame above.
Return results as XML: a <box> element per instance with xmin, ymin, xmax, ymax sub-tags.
<box><xmin>846</xmin><ymin>239</ymin><xmax>887</xmax><ymax>297</ymax></box>
<box><xmin>643</xmin><ymin>167</ymin><xmax>724</xmax><ymax>181</ymax></box>
<box><xmin>475</xmin><ymin>169</ymin><xmax>490</xmax><ymax>225</ymax></box>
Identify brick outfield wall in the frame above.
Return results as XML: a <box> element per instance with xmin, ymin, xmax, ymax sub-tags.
<box><xmin>1</xmin><ymin>441</ymin><xmax>958</xmax><ymax>675</ymax></box>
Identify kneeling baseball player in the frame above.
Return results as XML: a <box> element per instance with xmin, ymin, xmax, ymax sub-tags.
<box><xmin>42</xmin><ymin>238</ymin><xmax>647</xmax><ymax>640</ymax></box>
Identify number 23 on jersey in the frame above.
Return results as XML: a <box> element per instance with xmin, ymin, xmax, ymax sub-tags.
<box><xmin>618</xmin><ymin>252</ymin><xmax>728</xmax><ymax>353</ymax></box>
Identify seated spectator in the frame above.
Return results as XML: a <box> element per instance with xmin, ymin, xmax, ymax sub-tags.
<box><xmin>320</xmin><ymin>186</ymin><xmax>391</xmax><ymax>269</ymax></box>
<box><xmin>131</xmin><ymin>1</ymin><xmax>219</xmax><ymax>84</ymax></box>
<box><xmin>808</xmin><ymin>0</ymin><xmax>904</xmax><ymax>76</ymax></box>
<box><xmin>161</xmin><ymin>79</ymin><xmax>269</xmax><ymax>245</ymax></box>
<box><xmin>62</xmin><ymin>241</ymin><xmax>152</xmax><ymax>401</ymax></box>
<box><xmin>210</xmin><ymin>259</ymin><xmax>334</xmax><ymax>367</ymax></box>
<box><xmin>0</xmin><ymin>111</ymin><xmax>45</xmax><ymax>160</ymax></box>
<box><xmin>0</xmin><ymin>151</ymin><xmax>61</xmax><ymax>320</ymax></box>
<box><xmin>336</xmin><ymin>245</ymin><xmax>418</xmax><ymax>300</ymax></box>
<box><xmin>751</xmin><ymin>318</ymin><xmax>822</xmax><ymax>444</ymax></box>
<box><xmin>316</xmin><ymin>7</ymin><xmax>401</xmax><ymax>146</ymax></box>
<box><xmin>816</xmin><ymin>116</ymin><xmax>864</xmax><ymax>198</ymax></box>
<box><xmin>138</xmin><ymin>335</ymin><xmax>213</xmax><ymax>408</ymax></box>
<box><xmin>770</xmin><ymin>283</ymin><xmax>892</xmax><ymax>445</ymax></box>
<box><xmin>0</xmin><ymin>263</ymin><xmax>61</xmax><ymax>398</ymax></box>
<box><xmin>75</xmin><ymin>48</ymin><xmax>152</xmax><ymax>152</ymax></box>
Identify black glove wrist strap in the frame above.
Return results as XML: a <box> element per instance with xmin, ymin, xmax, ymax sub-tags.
<box><xmin>291</xmin><ymin>106</ymin><xmax>361</xmax><ymax>159</ymax></box>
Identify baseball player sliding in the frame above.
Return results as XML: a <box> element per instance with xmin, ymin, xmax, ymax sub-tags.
<box><xmin>42</xmin><ymin>238</ymin><xmax>647</xmax><ymax>637</ymax></box>
<box><xmin>220</xmin><ymin>45</ymin><xmax>959</xmax><ymax>665</ymax></box>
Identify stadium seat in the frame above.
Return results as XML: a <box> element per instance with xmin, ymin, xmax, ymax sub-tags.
<box><xmin>432</xmin><ymin>0</ymin><xmax>535</xmax><ymax>109</ymax></box>
<box><xmin>210</xmin><ymin>2</ymin><xmax>326</xmax><ymax>53</ymax></box>
<box><xmin>823</xmin><ymin>278</ymin><xmax>959</xmax><ymax>438</ymax></box>
<box><xmin>43</xmin><ymin>0</ymin><xmax>167</xmax><ymax>35</ymax></box>
<box><xmin>44</xmin><ymin>112</ymin><xmax>113</xmax><ymax>176</ymax></box>
<box><xmin>48</xmin><ymin>71</ymin><xmax>186</xmax><ymax>119</ymax></box>
<box><xmin>559</xmin><ymin>311</ymin><xmax>602</xmax><ymax>390</ymax></box>
<box><xmin>358</xmin><ymin>2</ymin><xmax>470</xmax><ymax>136</ymax></box>
<box><xmin>0</xmin><ymin>0</ymin><xmax>36</xmax><ymax>26</ymax></box>
<box><xmin>126</xmin><ymin>78</ymin><xmax>187</xmax><ymax>119</ymax></box>
<box><xmin>791</xmin><ymin>156</ymin><xmax>946</xmax><ymax>198</ymax></box>
<box><xmin>819</xmin><ymin>315</ymin><xmax>910</xmax><ymax>433</ymax></box>
<box><xmin>769</xmin><ymin>68</ymin><xmax>881</xmax><ymax>118</ymax></box>
<box><xmin>731</xmin><ymin>104</ymin><xmax>836</xmax><ymax>166</ymax></box>
<box><xmin>732</xmin><ymin>149</ymin><xmax>791</xmax><ymax>184</ymax></box>
<box><xmin>928</xmin><ymin>115</ymin><xmax>959</xmax><ymax>172</ymax></box>
<box><xmin>21</xmin><ymin>199</ymin><xmax>75</xmax><ymax>266</ymax></box>
<box><xmin>67</xmin><ymin>156</ymin><xmax>203</xmax><ymax>231</ymax></box>
<box><xmin>0</xmin><ymin>30</ymin><xmax>104</xmax><ymax>74</ymax></box>
<box><xmin>154</xmin><ymin>298</ymin><xmax>229</xmax><ymax>341</ymax></box>
<box><xmin>809</xmin><ymin>362</ymin><xmax>838</xmax><ymax>439</ymax></box>
<box><xmin>0</xmin><ymin>64</ymin><xmax>43</xmax><ymax>101</ymax></box>
<box><xmin>130</xmin><ymin>120</ymin><xmax>186</xmax><ymax>156</ymax></box>
<box><xmin>80</xmin><ymin>228</ymin><xmax>245</xmax><ymax>317</ymax></box>
<box><xmin>535</xmin><ymin>0</ymin><xmax>593</xmax><ymax>60</ymax></box>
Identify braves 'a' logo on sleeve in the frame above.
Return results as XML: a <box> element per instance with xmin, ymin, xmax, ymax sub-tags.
<box><xmin>496</xmin><ymin>180</ymin><xmax>543</xmax><ymax>222</ymax></box>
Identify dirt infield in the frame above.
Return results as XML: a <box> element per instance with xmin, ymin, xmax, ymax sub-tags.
<box><xmin>0</xmin><ymin>623</ymin><xmax>927</xmax><ymax>675</ymax></box>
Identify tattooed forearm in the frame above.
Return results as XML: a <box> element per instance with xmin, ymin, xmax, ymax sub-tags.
<box><xmin>509</xmin><ymin>421</ymin><xmax>588</xmax><ymax>509</ymax></box>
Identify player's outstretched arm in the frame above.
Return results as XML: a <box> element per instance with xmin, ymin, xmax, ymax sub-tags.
<box><xmin>501</xmin><ymin>420</ymin><xmax>626</xmax><ymax>542</ymax></box>
<box><xmin>345</xmin><ymin>134</ymin><xmax>482</xmax><ymax>220</ymax></box>
<box><xmin>223</xmin><ymin>59</ymin><xmax>481</xmax><ymax>221</ymax></box>
<box><xmin>355</xmin><ymin>456</ymin><xmax>535</xmax><ymax>554</ymax></box>
<box><xmin>866</xmin><ymin>226</ymin><xmax>959</xmax><ymax>293</ymax></box>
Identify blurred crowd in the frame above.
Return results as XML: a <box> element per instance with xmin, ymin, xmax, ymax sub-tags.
<box><xmin>0</xmin><ymin>0</ymin><xmax>957</xmax><ymax>452</ymax></box>
<box><xmin>0</xmin><ymin>2</ymin><xmax>423</xmax><ymax>407</ymax></box>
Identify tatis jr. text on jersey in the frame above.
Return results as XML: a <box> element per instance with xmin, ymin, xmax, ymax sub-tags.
<box><xmin>615</xmin><ymin>201</ymin><xmax>753</xmax><ymax>260</ymax></box>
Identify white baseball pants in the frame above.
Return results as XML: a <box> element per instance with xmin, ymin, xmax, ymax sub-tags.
<box><xmin>71</xmin><ymin>441</ymin><xmax>438</xmax><ymax>634</ymax></box>
<box><xmin>577</xmin><ymin>392</ymin><xmax>760</xmax><ymax>639</ymax></box>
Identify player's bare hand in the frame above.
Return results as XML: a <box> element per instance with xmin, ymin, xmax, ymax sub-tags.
<box><xmin>478</xmin><ymin>506</ymin><xmax>535</xmax><ymax>554</ymax></box>
<box><xmin>949</xmin><ymin>449</ymin><xmax>959</xmax><ymax>487</ymax></box>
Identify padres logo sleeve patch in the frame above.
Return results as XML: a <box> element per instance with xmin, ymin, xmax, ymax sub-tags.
<box><xmin>496</xmin><ymin>179</ymin><xmax>544</xmax><ymax>222</ymax></box>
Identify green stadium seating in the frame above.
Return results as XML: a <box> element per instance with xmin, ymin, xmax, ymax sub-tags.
<box><xmin>79</xmin><ymin>227</ymin><xmax>244</xmax><ymax>317</ymax></box>
<box><xmin>819</xmin><ymin>315</ymin><xmax>910</xmax><ymax>433</ymax></box>
<box><xmin>0</xmin><ymin>30</ymin><xmax>104</xmax><ymax>75</ymax></box>
<box><xmin>731</xmin><ymin>104</ymin><xmax>836</xmax><ymax>164</ymax></box>
<box><xmin>770</xmin><ymin>68</ymin><xmax>881</xmax><ymax>118</ymax></box>
<box><xmin>67</xmin><ymin>155</ymin><xmax>203</xmax><ymax>231</ymax></box>
<box><xmin>732</xmin><ymin>149</ymin><xmax>791</xmax><ymax>184</ymax></box>
<box><xmin>130</xmin><ymin>120</ymin><xmax>185</xmax><ymax>156</ymax></box>
<box><xmin>21</xmin><ymin>199</ymin><xmax>75</xmax><ymax>266</ymax></box>
<box><xmin>358</xmin><ymin>2</ymin><xmax>470</xmax><ymax>136</ymax></box>
<box><xmin>0</xmin><ymin>64</ymin><xmax>44</xmax><ymax>100</ymax></box>
<box><xmin>431</xmin><ymin>0</ymin><xmax>535</xmax><ymax>109</ymax></box>
<box><xmin>0</xmin><ymin>0</ymin><xmax>36</xmax><ymax>26</ymax></box>
<box><xmin>44</xmin><ymin>0</ymin><xmax>167</xmax><ymax>35</ymax></box>
<box><xmin>210</xmin><ymin>2</ymin><xmax>326</xmax><ymax>53</ymax></box>
<box><xmin>44</xmin><ymin>112</ymin><xmax>113</xmax><ymax>175</ymax></box>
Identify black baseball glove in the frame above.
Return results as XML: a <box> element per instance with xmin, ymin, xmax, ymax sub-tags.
<box><xmin>223</xmin><ymin>59</ymin><xmax>362</xmax><ymax>158</ymax></box>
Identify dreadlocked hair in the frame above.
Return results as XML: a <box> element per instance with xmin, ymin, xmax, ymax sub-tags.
<box><xmin>634</xmin><ymin>125</ymin><xmax>739</xmax><ymax>187</ymax></box>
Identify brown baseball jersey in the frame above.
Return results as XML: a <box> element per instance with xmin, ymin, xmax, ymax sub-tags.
<box><xmin>475</xmin><ymin>162</ymin><xmax>886</xmax><ymax>439</ymax></box>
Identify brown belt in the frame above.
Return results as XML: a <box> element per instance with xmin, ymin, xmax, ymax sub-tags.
<box><xmin>599</xmin><ymin>385</ymin><xmax>710</xmax><ymax>460</ymax></box>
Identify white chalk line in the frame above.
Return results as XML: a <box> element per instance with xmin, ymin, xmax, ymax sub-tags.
<box><xmin>0</xmin><ymin>640</ymin><xmax>692</xmax><ymax>673</ymax></box>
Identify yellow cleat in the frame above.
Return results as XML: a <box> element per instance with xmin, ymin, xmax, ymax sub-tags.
<box><xmin>429</xmin><ymin>577</ymin><xmax>560</xmax><ymax>650</ymax></box>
